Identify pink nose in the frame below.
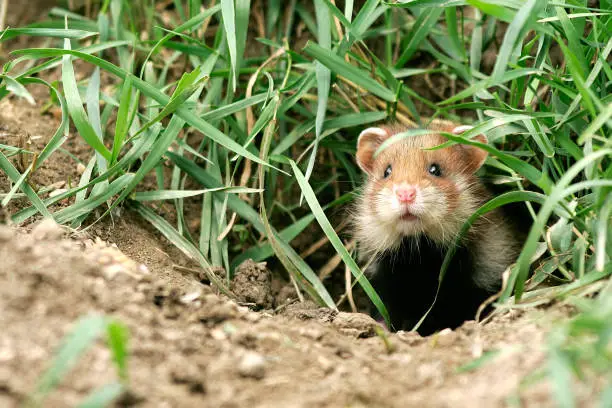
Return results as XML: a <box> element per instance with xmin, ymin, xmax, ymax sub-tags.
<box><xmin>396</xmin><ymin>186</ymin><xmax>416</xmax><ymax>203</ymax></box>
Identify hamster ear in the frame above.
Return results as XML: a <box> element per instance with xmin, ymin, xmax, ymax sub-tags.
<box><xmin>356</xmin><ymin>127</ymin><xmax>389</xmax><ymax>174</ymax></box>
<box><xmin>451</xmin><ymin>125</ymin><xmax>489</xmax><ymax>173</ymax></box>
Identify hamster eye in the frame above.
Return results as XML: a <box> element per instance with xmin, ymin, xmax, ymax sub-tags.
<box><xmin>428</xmin><ymin>163</ymin><xmax>442</xmax><ymax>177</ymax></box>
<box><xmin>383</xmin><ymin>165</ymin><xmax>392</xmax><ymax>179</ymax></box>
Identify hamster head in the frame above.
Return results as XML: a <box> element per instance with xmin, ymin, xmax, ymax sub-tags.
<box><xmin>354</xmin><ymin>121</ymin><xmax>489</xmax><ymax>256</ymax></box>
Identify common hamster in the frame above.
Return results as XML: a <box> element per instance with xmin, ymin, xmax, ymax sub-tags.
<box><xmin>354</xmin><ymin>120</ymin><xmax>523</xmax><ymax>335</ymax></box>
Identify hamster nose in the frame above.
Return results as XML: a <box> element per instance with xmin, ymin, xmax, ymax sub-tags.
<box><xmin>396</xmin><ymin>186</ymin><xmax>416</xmax><ymax>203</ymax></box>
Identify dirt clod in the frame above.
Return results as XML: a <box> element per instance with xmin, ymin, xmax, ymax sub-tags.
<box><xmin>237</xmin><ymin>351</ymin><xmax>267</xmax><ymax>380</ymax></box>
<box><xmin>332</xmin><ymin>311</ymin><xmax>381</xmax><ymax>338</ymax></box>
<box><xmin>231</xmin><ymin>260</ymin><xmax>273</xmax><ymax>309</ymax></box>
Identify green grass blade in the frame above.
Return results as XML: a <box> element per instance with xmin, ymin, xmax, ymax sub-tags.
<box><xmin>577</xmin><ymin>101</ymin><xmax>612</xmax><ymax>145</ymax></box>
<box><xmin>53</xmin><ymin>173</ymin><xmax>134</xmax><ymax>224</ymax></box>
<box><xmin>106</xmin><ymin>321</ymin><xmax>129</xmax><ymax>382</ymax></box>
<box><xmin>305</xmin><ymin>0</ymin><xmax>332</xmax><ymax>186</ymax></box>
<box><xmin>395</xmin><ymin>8</ymin><xmax>444</xmax><ymax>67</ymax></box>
<box><xmin>167</xmin><ymin>151</ymin><xmax>266</xmax><ymax>233</ymax></box>
<box><xmin>258</xmin><ymin>121</ymin><xmax>337</xmax><ymax>309</ymax></box>
<box><xmin>230</xmin><ymin>213</ymin><xmax>317</xmax><ymax>269</ymax></box>
<box><xmin>507</xmin><ymin>149</ymin><xmax>612</xmax><ymax>301</ymax></box>
<box><xmin>111</xmin><ymin>75</ymin><xmax>133</xmax><ymax>164</ymax></box>
<box><xmin>10</xmin><ymin>126</ymin><xmax>158</xmax><ymax>224</ymax></box>
<box><xmin>303</xmin><ymin>41</ymin><xmax>396</xmax><ymax>102</ymax></box>
<box><xmin>201</xmin><ymin>92</ymin><xmax>268</xmax><ymax>122</ymax></box>
<box><xmin>76</xmin><ymin>383</ymin><xmax>124</xmax><ymax>408</ymax></box>
<box><xmin>547</xmin><ymin>342</ymin><xmax>576</xmax><ymax>408</ymax></box>
<box><xmin>221</xmin><ymin>0</ymin><xmax>238</xmax><ymax>92</ymax></box>
<box><xmin>289</xmin><ymin>159</ymin><xmax>390</xmax><ymax>325</ymax></box>
<box><xmin>61</xmin><ymin>39</ymin><xmax>111</xmax><ymax>161</ymax></box>
<box><xmin>138</xmin><ymin>5</ymin><xmax>221</xmax><ymax>78</ymax></box>
<box><xmin>1</xmin><ymin>75</ymin><xmax>35</xmax><ymax>104</ymax></box>
<box><xmin>595</xmin><ymin>195</ymin><xmax>612</xmax><ymax>273</ymax></box>
<box><xmin>85</xmin><ymin>67</ymin><xmax>107</xmax><ymax>173</ymax></box>
<box><xmin>489</xmin><ymin>0</ymin><xmax>542</xmax><ymax>83</ymax></box>
<box><xmin>131</xmin><ymin>201</ymin><xmax>232</xmax><ymax>296</ymax></box>
<box><xmin>235</xmin><ymin>0</ymin><xmax>251</xmax><ymax>78</ymax></box>
<box><xmin>0</xmin><ymin>151</ymin><xmax>51</xmax><ymax>218</ymax></box>
<box><xmin>133</xmin><ymin>187</ymin><xmax>262</xmax><ymax>201</ymax></box>
<box><xmin>0</xmin><ymin>27</ymin><xmax>96</xmax><ymax>41</ymax></box>
<box><xmin>1</xmin><ymin>163</ymin><xmax>32</xmax><ymax>207</ymax></box>
<box><xmin>132</xmin><ymin>74</ymin><xmax>208</xmax><ymax>140</ymax></box>
<box><xmin>31</xmin><ymin>315</ymin><xmax>108</xmax><ymax>405</ymax></box>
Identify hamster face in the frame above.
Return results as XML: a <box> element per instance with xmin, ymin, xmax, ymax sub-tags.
<box><xmin>354</xmin><ymin>121</ymin><xmax>489</xmax><ymax>256</ymax></box>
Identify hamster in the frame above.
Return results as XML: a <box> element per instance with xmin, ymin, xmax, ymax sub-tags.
<box><xmin>353</xmin><ymin>120</ymin><xmax>523</xmax><ymax>335</ymax></box>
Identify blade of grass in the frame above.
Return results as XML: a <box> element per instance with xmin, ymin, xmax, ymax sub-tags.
<box><xmin>106</xmin><ymin>321</ymin><xmax>128</xmax><ymax>382</ymax></box>
<box><xmin>1</xmin><ymin>75</ymin><xmax>35</xmax><ymax>104</ymax></box>
<box><xmin>221</xmin><ymin>0</ymin><xmax>237</xmax><ymax>92</ymax></box>
<box><xmin>30</xmin><ymin>315</ymin><xmax>108</xmax><ymax>406</ymax></box>
<box><xmin>303</xmin><ymin>41</ymin><xmax>396</xmax><ymax>102</ymax></box>
<box><xmin>505</xmin><ymin>149</ymin><xmax>612</xmax><ymax>301</ymax></box>
<box><xmin>85</xmin><ymin>67</ymin><xmax>107</xmax><ymax>173</ymax></box>
<box><xmin>258</xmin><ymin>121</ymin><xmax>337</xmax><ymax>308</ymax></box>
<box><xmin>595</xmin><ymin>195</ymin><xmax>612</xmax><ymax>272</ymax></box>
<box><xmin>61</xmin><ymin>37</ymin><xmax>112</xmax><ymax>161</ymax></box>
<box><xmin>289</xmin><ymin>159</ymin><xmax>390</xmax><ymax>325</ymax></box>
<box><xmin>110</xmin><ymin>75</ymin><xmax>133</xmax><ymax>164</ymax></box>
<box><xmin>304</xmin><ymin>0</ymin><xmax>332</xmax><ymax>188</ymax></box>
<box><xmin>133</xmin><ymin>187</ymin><xmax>262</xmax><ymax>201</ymax></box>
<box><xmin>53</xmin><ymin>173</ymin><xmax>135</xmax><ymax>224</ymax></box>
<box><xmin>395</xmin><ymin>8</ymin><xmax>444</xmax><ymax>67</ymax></box>
<box><xmin>131</xmin><ymin>201</ymin><xmax>232</xmax><ymax>296</ymax></box>
<box><xmin>76</xmin><ymin>383</ymin><xmax>124</xmax><ymax>408</ymax></box>
<box><xmin>489</xmin><ymin>0</ymin><xmax>542</xmax><ymax>83</ymax></box>
<box><xmin>11</xmin><ymin>123</ymin><xmax>159</xmax><ymax>224</ymax></box>
<box><xmin>0</xmin><ymin>150</ymin><xmax>51</xmax><ymax>218</ymax></box>
<box><xmin>0</xmin><ymin>27</ymin><xmax>96</xmax><ymax>41</ymax></box>
<box><xmin>1</xmin><ymin>162</ymin><xmax>32</xmax><ymax>207</ymax></box>
<box><xmin>235</xmin><ymin>0</ymin><xmax>251</xmax><ymax>79</ymax></box>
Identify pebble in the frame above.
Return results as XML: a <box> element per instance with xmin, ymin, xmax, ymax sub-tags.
<box><xmin>317</xmin><ymin>355</ymin><xmax>334</xmax><ymax>374</ymax></box>
<box><xmin>433</xmin><ymin>328</ymin><xmax>457</xmax><ymax>347</ymax></box>
<box><xmin>332</xmin><ymin>312</ymin><xmax>379</xmax><ymax>338</ymax></box>
<box><xmin>396</xmin><ymin>331</ymin><xmax>426</xmax><ymax>346</ymax></box>
<box><xmin>238</xmin><ymin>351</ymin><xmax>266</xmax><ymax>379</ymax></box>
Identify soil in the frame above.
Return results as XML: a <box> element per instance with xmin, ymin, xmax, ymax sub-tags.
<box><xmin>0</xmin><ymin>218</ymin><xmax>577</xmax><ymax>408</ymax></box>
<box><xmin>0</xmin><ymin>4</ymin><xmax>595</xmax><ymax>408</ymax></box>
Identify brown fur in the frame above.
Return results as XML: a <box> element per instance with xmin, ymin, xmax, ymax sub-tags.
<box><xmin>353</xmin><ymin>120</ymin><xmax>522</xmax><ymax>291</ymax></box>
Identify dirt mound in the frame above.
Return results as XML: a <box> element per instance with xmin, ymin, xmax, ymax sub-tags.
<box><xmin>0</xmin><ymin>218</ymin><xmax>571</xmax><ymax>408</ymax></box>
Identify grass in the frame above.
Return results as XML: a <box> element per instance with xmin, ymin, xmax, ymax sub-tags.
<box><xmin>0</xmin><ymin>0</ymin><xmax>610</xmax><ymax>405</ymax></box>
<box><xmin>27</xmin><ymin>314</ymin><xmax>128</xmax><ymax>408</ymax></box>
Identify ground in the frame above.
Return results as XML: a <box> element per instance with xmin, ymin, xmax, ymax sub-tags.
<box><xmin>0</xmin><ymin>93</ymin><xmax>590</xmax><ymax>408</ymax></box>
<box><xmin>0</xmin><ymin>213</ymin><xmax>564</xmax><ymax>408</ymax></box>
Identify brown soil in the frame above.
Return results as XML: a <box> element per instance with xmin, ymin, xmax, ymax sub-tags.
<box><xmin>0</xmin><ymin>218</ymin><xmax>575</xmax><ymax>408</ymax></box>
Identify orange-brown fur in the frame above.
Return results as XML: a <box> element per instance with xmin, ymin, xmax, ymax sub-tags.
<box><xmin>353</xmin><ymin>120</ymin><xmax>522</xmax><ymax>291</ymax></box>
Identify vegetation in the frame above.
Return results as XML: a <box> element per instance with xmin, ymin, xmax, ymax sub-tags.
<box><xmin>0</xmin><ymin>0</ymin><xmax>610</xmax><ymax>405</ymax></box>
